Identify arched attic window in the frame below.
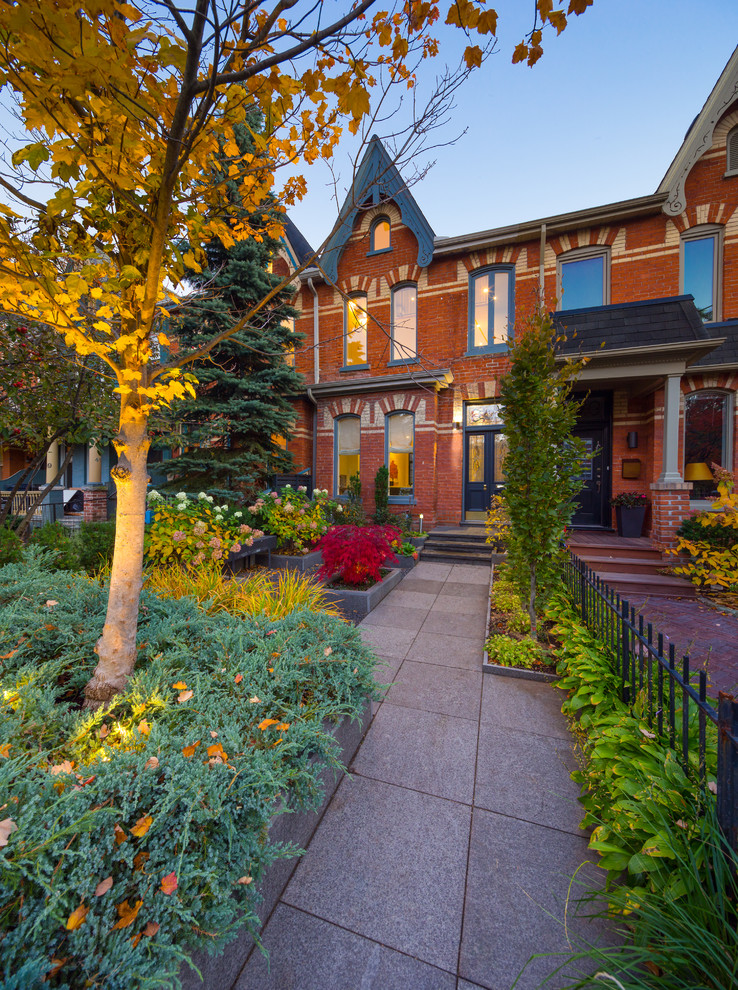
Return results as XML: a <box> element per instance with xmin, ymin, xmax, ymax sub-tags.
<box><xmin>369</xmin><ymin>216</ymin><xmax>391</xmax><ymax>254</ymax></box>
<box><xmin>727</xmin><ymin>125</ymin><xmax>738</xmax><ymax>176</ymax></box>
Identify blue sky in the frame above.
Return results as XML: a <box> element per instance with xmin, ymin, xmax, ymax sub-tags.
<box><xmin>285</xmin><ymin>0</ymin><xmax>738</xmax><ymax>250</ymax></box>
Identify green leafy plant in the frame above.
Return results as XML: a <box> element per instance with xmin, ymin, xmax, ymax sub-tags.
<box><xmin>246</xmin><ymin>485</ymin><xmax>338</xmax><ymax>554</ymax></box>
<box><xmin>28</xmin><ymin>521</ymin><xmax>80</xmax><ymax>571</ymax></box>
<box><xmin>611</xmin><ymin>491</ymin><xmax>648</xmax><ymax>508</ymax></box>
<box><xmin>340</xmin><ymin>473</ymin><xmax>365</xmax><ymax>527</ymax></box>
<box><xmin>669</xmin><ymin>469</ymin><xmax>738</xmax><ymax>591</ymax></box>
<box><xmin>0</xmin><ymin>526</ymin><xmax>22</xmax><ymax>566</ymax></box>
<box><xmin>485</xmin><ymin>493</ymin><xmax>510</xmax><ymax>551</ymax></box>
<box><xmin>78</xmin><ymin>521</ymin><xmax>116</xmax><ymax>573</ymax></box>
<box><xmin>373</xmin><ymin>465</ymin><xmax>391</xmax><ymax>524</ymax></box>
<box><xmin>484</xmin><ymin>634</ymin><xmax>544</xmax><ymax>668</ymax></box>
<box><xmin>146</xmin><ymin>490</ymin><xmax>263</xmax><ymax>567</ymax></box>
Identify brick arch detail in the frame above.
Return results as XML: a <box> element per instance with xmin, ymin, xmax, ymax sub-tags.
<box><xmin>356</xmin><ymin>202</ymin><xmax>402</xmax><ymax>236</ymax></box>
<box><xmin>328</xmin><ymin>399</ymin><xmax>368</xmax><ymax>420</ymax></box>
<box><xmin>384</xmin><ymin>264</ymin><xmax>421</xmax><ymax>289</ymax></box>
<box><xmin>338</xmin><ymin>275</ymin><xmax>373</xmax><ymax>296</ymax></box>
<box><xmin>671</xmin><ymin>209</ymin><xmax>727</xmax><ymax>235</ymax></box>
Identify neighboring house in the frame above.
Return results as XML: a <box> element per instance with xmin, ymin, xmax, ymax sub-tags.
<box><xmin>283</xmin><ymin>47</ymin><xmax>738</xmax><ymax>545</ymax></box>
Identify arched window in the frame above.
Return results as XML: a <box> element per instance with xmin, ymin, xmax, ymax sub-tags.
<box><xmin>335</xmin><ymin>415</ymin><xmax>360</xmax><ymax>497</ymax></box>
<box><xmin>370</xmin><ymin>216</ymin><xmax>391</xmax><ymax>253</ymax></box>
<box><xmin>390</xmin><ymin>283</ymin><xmax>417</xmax><ymax>363</ymax></box>
<box><xmin>684</xmin><ymin>390</ymin><xmax>733</xmax><ymax>499</ymax></box>
<box><xmin>344</xmin><ymin>294</ymin><xmax>368</xmax><ymax>367</ymax></box>
<box><xmin>468</xmin><ymin>266</ymin><xmax>514</xmax><ymax>352</ymax></box>
<box><xmin>385</xmin><ymin>411</ymin><xmax>414</xmax><ymax>500</ymax></box>
<box><xmin>727</xmin><ymin>126</ymin><xmax>738</xmax><ymax>176</ymax></box>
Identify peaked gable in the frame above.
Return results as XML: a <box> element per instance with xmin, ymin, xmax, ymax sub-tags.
<box><xmin>658</xmin><ymin>45</ymin><xmax>738</xmax><ymax>215</ymax></box>
<box><xmin>321</xmin><ymin>136</ymin><xmax>435</xmax><ymax>281</ymax></box>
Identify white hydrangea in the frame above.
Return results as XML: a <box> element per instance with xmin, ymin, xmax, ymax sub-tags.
<box><xmin>297</xmin><ymin>485</ymin><xmax>307</xmax><ymax>493</ymax></box>
<box><xmin>198</xmin><ymin>491</ymin><xmax>208</xmax><ymax>500</ymax></box>
<box><xmin>176</xmin><ymin>491</ymin><xmax>187</xmax><ymax>499</ymax></box>
<box><xmin>234</xmin><ymin>511</ymin><xmax>243</xmax><ymax>518</ymax></box>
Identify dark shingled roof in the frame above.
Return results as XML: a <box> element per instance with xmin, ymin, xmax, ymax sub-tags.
<box><xmin>283</xmin><ymin>216</ymin><xmax>314</xmax><ymax>266</ymax></box>
<box><xmin>691</xmin><ymin>319</ymin><xmax>738</xmax><ymax>368</ymax></box>
<box><xmin>553</xmin><ymin>295</ymin><xmax>711</xmax><ymax>355</ymax></box>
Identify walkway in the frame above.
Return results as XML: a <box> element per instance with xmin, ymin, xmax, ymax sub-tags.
<box><xmin>235</xmin><ymin>561</ymin><xmax>609</xmax><ymax>989</ymax></box>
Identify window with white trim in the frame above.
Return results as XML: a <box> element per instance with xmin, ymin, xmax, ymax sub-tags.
<box><xmin>335</xmin><ymin>416</ymin><xmax>360</xmax><ymax>497</ymax></box>
<box><xmin>681</xmin><ymin>226</ymin><xmax>722</xmax><ymax>323</ymax></box>
<box><xmin>557</xmin><ymin>247</ymin><xmax>610</xmax><ymax>310</ymax></box>
<box><xmin>386</xmin><ymin>411</ymin><xmax>414</xmax><ymax>500</ymax></box>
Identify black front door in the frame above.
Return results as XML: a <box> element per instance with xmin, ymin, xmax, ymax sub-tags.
<box><xmin>571</xmin><ymin>427</ymin><xmax>611</xmax><ymax>527</ymax></box>
<box><xmin>464</xmin><ymin>431</ymin><xmax>505</xmax><ymax>520</ymax></box>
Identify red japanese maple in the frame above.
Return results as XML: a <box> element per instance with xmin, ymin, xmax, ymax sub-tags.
<box><xmin>316</xmin><ymin>525</ymin><xmax>401</xmax><ymax>586</ymax></box>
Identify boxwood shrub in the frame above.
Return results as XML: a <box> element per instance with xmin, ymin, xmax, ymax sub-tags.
<box><xmin>0</xmin><ymin>550</ymin><xmax>377</xmax><ymax>988</ymax></box>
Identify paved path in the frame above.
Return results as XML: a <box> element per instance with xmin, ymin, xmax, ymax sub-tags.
<box><xmin>236</xmin><ymin>562</ymin><xmax>608</xmax><ymax>989</ymax></box>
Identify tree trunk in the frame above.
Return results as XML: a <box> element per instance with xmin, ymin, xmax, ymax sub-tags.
<box><xmin>84</xmin><ymin>410</ymin><xmax>150</xmax><ymax>708</ymax></box>
<box><xmin>529</xmin><ymin>562</ymin><xmax>538</xmax><ymax>640</ymax></box>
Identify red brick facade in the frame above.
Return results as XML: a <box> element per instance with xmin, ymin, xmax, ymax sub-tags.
<box><xmin>284</xmin><ymin>58</ymin><xmax>738</xmax><ymax>543</ymax></box>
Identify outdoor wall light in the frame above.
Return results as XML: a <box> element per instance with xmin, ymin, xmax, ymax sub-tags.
<box><xmin>627</xmin><ymin>431</ymin><xmax>638</xmax><ymax>449</ymax></box>
<box><xmin>419</xmin><ymin>513</ymin><xmax>424</xmax><ymax>532</ymax></box>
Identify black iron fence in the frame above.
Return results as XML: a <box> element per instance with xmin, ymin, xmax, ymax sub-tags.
<box><xmin>563</xmin><ymin>548</ymin><xmax>738</xmax><ymax>851</ymax></box>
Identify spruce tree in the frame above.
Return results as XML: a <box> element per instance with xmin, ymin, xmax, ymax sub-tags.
<box><xmin>164</xmin><ymin>127</ymin><xmax>305</xmax><ymax>500</ymax></box>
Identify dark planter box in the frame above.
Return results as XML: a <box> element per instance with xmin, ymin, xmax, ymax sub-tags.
<box><xmin>320</xmin><ymin>567</ymin><xmax>404</xmax><ymax>621</ymax></box>
<box><xmin>224</xmin><ymin>534</ymin><xmax>277</xmax><ymax>574</ymax></box>
<box><xmin>269</xmin><ymin>548</ymin><xmax>323</xmax><ymax>573</ymax></box>
<box><xmin>615</xmin><ymin>505</ymin><xmax>646</xmax><ymax>538</ymax></box>
<box><xmin>409</xmin><ymin>535</ymin><xmax>427</xmax><ymax>549</ymax></box>
<box><xmin>180</xmin><ymin>702</ymin><xmax>372</xmax><ymax>989</ymax></box>
<box><xmin>392</xmin><ymin>553</ymin><xmax>418</xmax><ymax>570</ymax></box>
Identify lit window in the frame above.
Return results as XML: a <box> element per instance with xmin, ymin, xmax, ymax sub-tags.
<box><xmin>283</xmin><ymin>316</ymin><xmax>295</xmax><ymax>367</ymax></box>
<box><xmin>684</xmin><ymin>391</ymin><xmax>732</xmax><ymax>499</ymax></box>
<box><xmin>386</xmin><ymin>412</ymin><xmax>414</xmax><ymax>499</ymax></box>
<box><xmin>558</xmin><ymin>249</ymin><xmax>609</xmax><ymax>310</ymax></box>
<box><xmin>727</xmin><ymin>126</ymin><xmax>738</xmax><ymax>175</ymax></box>
<box><xmin>391</xmin><ymin>284</ymin><xmax>416</xmax><ymax>362</ymax></box>
<box><xmin>370</xmin><ymin>217</ymin><xmax>391</xmax><ymax>253</ymax></box>
<box><xmin>335</xmin><ymin>416</ymin><xmax>360</xmax><ymax>496</ymax></box>
<box><xmin>344</xmin><ymin>294</ymin><xmax>368</xmax><ymax>367</ymax></box>
<box><xmin>468</xmin><ymin>268</ymin><xmax>513</xmax><ymax>351</ymax></box>
<box><xmin>681</xmin><ymin>228</ymin><xmax>721</xmax><ymax>322</ymax></box>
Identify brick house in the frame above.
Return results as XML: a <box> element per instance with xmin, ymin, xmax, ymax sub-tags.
<box><xmin>283</xmin><ymin>47</ymin><xmax>738</xmax><ymax>545</ymax></box>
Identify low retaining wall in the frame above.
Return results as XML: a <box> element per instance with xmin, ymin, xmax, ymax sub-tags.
<box><xmin>320</xmin><ymin>567</ymin><xmax>404</xmax><ymax>622</ymax></box>
<box><xmin>269</xmin><ymin>548</ymin><xmax>323</xmax><ymax>573</ymax></box>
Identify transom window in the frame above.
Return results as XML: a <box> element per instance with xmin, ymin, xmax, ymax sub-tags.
<box><xmin>684</xmin><ymin>391</ymin><xmax>732</xmax><ymax>500</ymax></box>
<box><xmin>335</xmin><ymin>416</ymin><xmax>360</xmax><ymax>497</ymax></box>
<box><xmin>370</xmin><ymin>217</ymin><xmax>391</xmax><ymax>253</ymax></box>
<box><xmin>468</xmin><ymin>268</ymin><xmax>513</xmax><ymax>352</ymax></box>
<box><xmin>390</xmin><ymin>284</ymin><xmax>417</xmax><ymax>363</ymax></box>
<box><xmin>558</xmin><ymin>248</ymin><xmax>610</xmax><ymax>310</ymax></box>
<box><xmin>344</xmin><ymin>293</ymin><xmax>368</xmax><ymax>367</ymax></box>
<box><xmin>386</xmin><ymin>411</ymin><xmax>414</xmax><ymax>500</ymax></box>
<box><xmin>681</xmin><ymin>227</ymin><xmax>721</xmax><ymax>322</ymax></box>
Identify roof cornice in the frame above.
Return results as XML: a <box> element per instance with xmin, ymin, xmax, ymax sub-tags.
<box><xmin>658</xmin><ymin>46</ymin><xmax>738</xmax><ymax>216</ymax></box>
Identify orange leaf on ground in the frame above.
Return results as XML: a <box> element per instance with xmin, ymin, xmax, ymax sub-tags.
<box><xmin>249</xmin><ymin>696</ymin><xmax>260</xmax><ymax>704</ymax></box>
<box><xmin>133</xmin><ymin>851</ymin><xmax>150</xmax><ymax>872</ymax></box>
<box><xmin>143</xmin><ymin>921</ymin><xmax>160</xmax><ymax>936</ymax></box>
<box><xmin>94</xmin><ymin>877</ymin><xmax>113</xmax><ymax>897</ymax></box>
<box><xmin>182</xmin><ymin>741</ymin><xmax>200</xmax><ymax>758</ymax></box>
<box><xmin>112</xmin><ymin>899</ymin><xmax>143</xmax><ymax>930</ymax></box>
<box><xmin>50</xmin><ymin>760</ymin><xmax>74</xmax><ymax>775</ymax></box>
<box><xmin>207</xmin><ymin>742</ymin><xmax>228</xmax><ymax>762</ymax></box>
<box><xmin>234</xmin><ymin>674</ymin><xmax>243</xmax><ymax>684</ymax></box>
<box><xmin>172</xmin><ymin>681</ymin><xmax>187</xmax><ymax>690</ymax></box>
<box><xmin>44</xmin><ymin>623</ymin><xmax>56</xmax><ymax>631</ymax></box>
<box><xmin>131</xmin><ymin>815</ymin><xmax>153</xmax><ymax>838</ymax></box>
<box><xmin>236</xmin><ymin>875</ymin><xmax>252</xmax><ymax>885</ymax></box>
<box><xmin>0</xmin><ymin>649</ymin><xmax>17</xmax><ymax>659</ymax></box>
<box><xmin>258</xmin><ymin>719</ymin><xmax>279</xmax><ymax>731</ymax></box>
<box><xmin>209</xmin><ymin>730</ymin><xmax>218</xmax><ymax>738</ymax></box>
<box><xmin>130</xmin><ymin>932</ymin><xmax>142</xmax><ymax>948</ymax></box>
<box><xmin>0</xmin><ymin>744</ymin><xmax>10</xmax><ymax>758</ymax></box>
<box><xmin>177</xmin><ymin>690</ymin><xmax>193</xmax><ymax>703</ymax></box>
<box><xmin>275</xmin><ymin>723</ymin><xmax>290</xmax><ymax>732</ymax></box>
<box><xmin>160</xmin><ymin>872</ymin><xmax>178</xmax><ymax>896</ymax></box>
<box><xmin>65</xmin><ymin>903</ymin><xmax>89</xmax><ymax>931</ymax></box>
<box><xmin>98</xmin><ymin>723</ymin><xmax>109</xmax><ymax>739</ymax></box>
<box><xmin>144</xmin><ymin>756</ymin><xmax>159</xmax><ymax>770</ymax></box>
<box><xmin>114</xmin><ymin>824</ymin><xmax>127</xmax><ymax>846</ymax></box>
<box><xmin>47</xmin><ymin>958</ymin><xmax>68</xmax><ymax>978</ymax></box>
<box><xmin>0</xmin><ymin>819</ymin><xmax>17</xmax><ymax>847</ymax></box>
<box><xmin>138</xmin><ymin>720</ymin><xmax>151</xmax><ymax>736</ymax></box>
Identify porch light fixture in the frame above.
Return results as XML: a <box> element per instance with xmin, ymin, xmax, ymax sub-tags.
<box><xmin>627</xmin><ymin>431</ymin><xmax>638</xmax><ymax>449</ymax></box>
<box><xmin>684</xmin><ymin>461</ymin><xmax>713</xmax><ymax>482</ymax></box>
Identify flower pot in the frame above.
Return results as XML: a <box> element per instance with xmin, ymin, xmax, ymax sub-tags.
<box><xmin>615</xmin><ymin>505</ymin><xmax>646</xmax><ymax>538</ymax></box>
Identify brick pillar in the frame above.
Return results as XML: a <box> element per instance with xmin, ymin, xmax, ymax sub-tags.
<box><xmin>82</xmin><ymin>486</ymin><xmax>108</xmax><ymax>523</ymax></box>
<box><xmin>649</xmin><ymin>481</ymin><xmax>692</xmax><ymax>546</ymax></box>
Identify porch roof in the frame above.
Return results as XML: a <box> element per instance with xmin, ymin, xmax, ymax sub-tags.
<box><xmin>305</xmin><ymin>368</ymin><xmax>453</xmax><ymax>399</ymax></box>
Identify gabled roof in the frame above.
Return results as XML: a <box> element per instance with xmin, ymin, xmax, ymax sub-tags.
<box><xmin>320</xmin><ymin>136</ymin><xmax>435</xmax><ymax>282</ymax></box>
<box><xmin>658</xmin><ymin>46</ymin><xmax>738</xmax><ymax>215</ymax></box>
<box><xmin>281</xmin><ymin>217</ymin><xmax>314</xmax><ymax>268</ymax></box>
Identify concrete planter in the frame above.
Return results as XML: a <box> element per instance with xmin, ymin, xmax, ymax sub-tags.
<box><xmin>392</xmin><ymin>552</ymin><xmax>418</xmax><ymax>570</ymax></box>
<box><xmin>224</xmin><ymin>534</ymin><xmax>277</xmax><ymax>574</ymax></box>
<box><xmin>482</xmin><ymin>565</ymin><xmax>558</xmax><ymax>683</ymax></box>
<box><xmin>320</xmin><ymin>567</ymin><xmax>404</xmax><ymax>621</ymax></box>
<box><xmin>180</xmin><ymin>702</ymin><xmax>372</xmax><ymax>990</ymax></box>
<box><xmin>409</xmin><ymin>535</ymin><xmax>427</xmax><ymax>549</ymax></box>
<box><xmin>269</xmin><ymin>548</ymin><xmax>323</xmax><ymax>573</ymax></box>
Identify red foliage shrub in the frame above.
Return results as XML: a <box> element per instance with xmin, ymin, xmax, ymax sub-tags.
<box><xmin>316</xmin><ymin>524</ymin><xmax>401</xmax><ymax>586</ymax></box>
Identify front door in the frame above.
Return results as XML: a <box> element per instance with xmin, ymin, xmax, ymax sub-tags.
<box><xmin>571</xmin><ymin>428</ymin><xmax>607</xmax><ymax>527</ymax></box>
<box><xmin>464</xmin><ymin>431</ymin><xmax>506</xmax><ymax>520</ymax></box>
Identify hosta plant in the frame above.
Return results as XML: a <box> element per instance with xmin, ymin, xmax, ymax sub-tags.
<box><xmin>316</xmin><ymin>525</ymin><xmax>400</xmax><ymax>587</ymax></box>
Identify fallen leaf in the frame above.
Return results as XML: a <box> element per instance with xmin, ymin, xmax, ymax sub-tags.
<box><xmin>144</xmin><ymin>756</ymin><xmax>159</xmax><ymax>770</ymax></box>
<box><xmin>275</xmin><ymin>722</ymin><xmax>290</xmax><ymax>732</ymax></box>
<box><xmin>236</xmin><ymin>875</ymin><xmax>252</xmax><ymax>885</ymax></box>
<box><xmin>133</xmin><ymin>851</ymin><xmax>149</xmax><ymax>872</ymax></box>
<box><xmin>137</xmin><ymin>720</ymin><xmax>151</xmax><ymax>736</ymax></box>
<box><xmin>0</xmin><ymin>818</ymin><xmax>17</xmax><ymax>847</ymax></box>
<box><xmin>160</xmin><ymin>872</ymin><xmax>178</xmax><ymax>896</ymax></box>
<box><xmin>258</xmin><ymin>719</ymin><xmax>280</xmax><ymax>731</ymax></box>
<box><xmin>182</xmin><ymin>741</ymin><xmax>201</xmax><ymax>758</ymax></box>
<box><xmin>50</xmin><ymin>760</ymin><xmax>74</xmax><ymax>776</ymax></box>
<box><xmin>98</xmin><ymin>723</ymin><xmax>109</xmax><ymax>739</ymax></box>
<box><xmin>0</xmin><ymin>649</ymin><xmax>17</xmax><ymax>659</ymax></box>
<box><xmin>143</xmin><ymin>921</ymin><xmax>160</xmax><ymax>936</ymax></box>
<box><xmin>270</xmin><ymin>652</ymin><xmax>280</xmax><ymax>659</ymax></box>
<box><xmin>66</xmin><ymin>903</ymin><xmax>89</xmax><ymax>931</ymax></box>
<box><xmin>131</xmin><ymin>815</ymin><xmax>153</xmax><ymax>838</ymax></box>
<box><xmin>324</xmin><ymin>646</ymin><xmax>332</xmax><ymax>657</ymax></box>
<box><xmin>272</xmin><ymin>738</ymin><xmax>283</xmax><ymax>747</ymax></box>
<box><xmin>112</xmin><ymin>899</ymin><xmax>143</xmax><ymax>930</ymax></box>
<box><xmin>114</xmin><ymin>824</ymin><xmax>127</xmax><ymax>846</ymax></box>
<box><xmin>207</xmin><ymin>742</ymin><xmax>228</xmax><ymax>762</ymax></box>
<box><xmin>209</xmin><ymin>730</ymin><xmax>218</xmax><ymax>738</ymax></box>
<box><xmin>249</xmin><ymin>696</ymin><xmax>261</xmax><ymax>704</ymax></box>
<box><xmin>45</xmin><ymin>600</ymin><xmax>58</xmax><ymax>608</ymax></box>
<box><xmin>639</xmin><ymin>728</ymin><xmax>656</xmax><ymax>740</ymax></box>
<box><xmin>268</xmin><ymin>667</ymin><xmax>274</xmax><ymax>673</ymax></box>
<box><xmin>130</xmin><ymin>932</ymin><xmax>142</xmax><ymax>948</ymax></box>
<box><xmin>267</xmin><ymin>630</ymin><xmax>276</xmax><ymax>635</ymax></box>
<box><xmin>172</xmin><ymin>681</ymin><xmax>187</xmax><ymax>690</ymax></box>
<box><xmin>234</xmin><ymin>674</ymin><xmax>243</xmax><ymax>684</ymax></box>
<box><xmin>0</xmin><ymin>744</ymin><xmax>10</xmax><ymax>758</ymax></box>
<box><xmin>644</xmin><ymin>961</ymin><xmax>662</xmax><ymax>976</ymax></box>
<box><xmin>44</xmin><ymin>623</ymin><xmax>56</xmax><ymax>631</ymax></box>
<box><xmin>708</xmin><ymin>781</ymin><xmax>718</xmax><ymax>795</ymax></box>
<box><xmin>95</xmin><ymin>877</ymin><xmax>113</xmax><ymax>897</ymax></box>
<box><xmin>47</xmin><ymin>958</ymin><xmax>69</xmax><ymax>978</ymax></box>
<box><xmin>178</xmin><ymin>690</ymin><xmax>194</xmax><ymax>703</ymax></box>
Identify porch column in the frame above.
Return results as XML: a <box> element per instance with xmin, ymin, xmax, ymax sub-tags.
<box><xmin>87</xmin><ymin>445</ymin><xmax>102</xmax><ymax>485</ymax></box>
<box><xmin>46</xmin><ymin>441</ymin><xmax>60</xmax><ymax>485</ymax></box>
<box><xmin>657</xmin><ymin>374</ymin><xmax>684</xmax><ymax>484</ymax></box>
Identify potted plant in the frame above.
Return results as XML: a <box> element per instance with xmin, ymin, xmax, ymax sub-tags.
<box><xmin>611</xmin><ymin>491</ymin><xmax>648</xmax><ymax>538</ymax></box>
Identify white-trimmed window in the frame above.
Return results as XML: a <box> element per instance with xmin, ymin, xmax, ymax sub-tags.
<box><xmin>390</xmin><ymin>283</ymin><xmax>417</xmax><ymax>363</ymax></box>
<box><xmin>335</xmin><ymin>415</ymin><xmax>360</xmax><ymax>496</ymax></box>
<box><xmin>557</xmin><ymin>247</ymin><xmax>610</xmax><ymax>311</ymax></box>
<box><xmin>344</xmin><ymin>294</ymin><xmax>368</xmax><ymax>367</ymax></box>
<box><xmin>727</xmin><ymin>126</ymin><xmax>738</xmax><ymax>176</ymax></box>
<box><xmin>386</xmin><ymin>411</ymin><xmax>414</xmax><ymax>500</ymax></box>
<box><xmin>684</xmin><ymin>390</ymin><xmax>733</xmax><ymax>499</ymax></box>
<box><xmin>681</xmin><ymin>226</ymin><xmax>722</xmax><ymax>323</ymax></box>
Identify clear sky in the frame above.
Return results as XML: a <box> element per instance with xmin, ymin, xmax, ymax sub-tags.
<box><xmin>285</xmin><ymin>0</ymin><xmax>738</xmax><ymax>251</ymax></box>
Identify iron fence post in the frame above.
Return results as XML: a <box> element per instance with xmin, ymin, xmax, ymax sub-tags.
<box><xmin>717</xmin><ymin>693</ymin><xmax>738</xmax><ymax>855</ymax></box>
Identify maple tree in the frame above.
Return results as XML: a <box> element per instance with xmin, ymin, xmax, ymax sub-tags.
<box><xmin>0</xmin><ymin>0</ymin><xmax>591</xmax><ymax>706</ymax></box>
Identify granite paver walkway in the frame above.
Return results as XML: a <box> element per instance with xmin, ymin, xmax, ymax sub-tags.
<box><xmin>236</xmin><ymin>562</ymin><xmax>609</xmax><ymax>989</ymax></box>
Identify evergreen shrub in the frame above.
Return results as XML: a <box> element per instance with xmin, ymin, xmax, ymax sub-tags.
<box><xmin>0</xmin><ymin>551</ymin><xmax>376</xmax><ymax>988</ymax></box>
<box><xmin>28</xmin><ymin>521</ymin><xmax>80</xmax><ymax>571</ymax></box>
<box><xmin>77</xmin><ymin>521</ymin><xmax>116</xmax><ymax>573</ymax></box>
<box><xmin>0</xmin><ymin>527</ymin><xmax>22</xmax><ymax>567</ymax></box>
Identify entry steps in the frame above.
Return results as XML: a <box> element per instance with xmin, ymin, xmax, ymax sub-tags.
<box><xmin>420</xmin><ymin>526</ymin><xmax>494</xmax><ymax>566</ymax></box>
<box><xmin>568</xmin><ymin>535</ymin><xmax>696</xmax><ymax>600</ymax></box>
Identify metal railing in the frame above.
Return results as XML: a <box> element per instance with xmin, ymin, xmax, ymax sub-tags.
<box><xmin>563</xmin><ymin>548</ymin><xmax>738</xmax><ymax>851</ymax></box>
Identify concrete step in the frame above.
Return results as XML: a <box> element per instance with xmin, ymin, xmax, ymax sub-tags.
<box><xmin>420</xmin><ymin>551</ymin><xmax>491</xmax><ymax>566</ymax></box>
<box><xmin>426</xmin><ymin>530</ymin><xmax>488</xmax><ymax>545</ymax></box>
<box><xmin>593</xmin><ymin>571</ymin><xmax>697</xmax><ymax>600</ymax></box>
<box><xmin>423</xmin><ymin>540</ymin><xmax>491</xmax><ymax>555</ymax></box>
<box><xmin>570</xmin><ymin>542</ymin><xmax>662</xmax><ymax>562</ymax></box>
<box><xmin>577</xmin><ymin>553</ymin><xmax>680</xmax><ymax>576</ymax></box>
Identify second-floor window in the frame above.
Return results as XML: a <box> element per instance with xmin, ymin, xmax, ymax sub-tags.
<box><xmin>391</xmin><ymin>284</ymin><xmax>417</xmax><ymax>363</ymax></box>
<box><xmin>469</xmin><ymin>267</ymin><xmax>513</xmax><ymax>352</ymax></box>
<box><xmin>344</xmin><ymin>294</ymin><xmax>368</xmax><ymax>367</ymax></box>
<box><xmin>558</xmin><ymin>248</ymin><xmax>610</xmax><ymax>310</ymax></box>
<box><xmin>681</xmin><ymin>227</ymin><xmax>721</xmax><ymax>322</ymax></box>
